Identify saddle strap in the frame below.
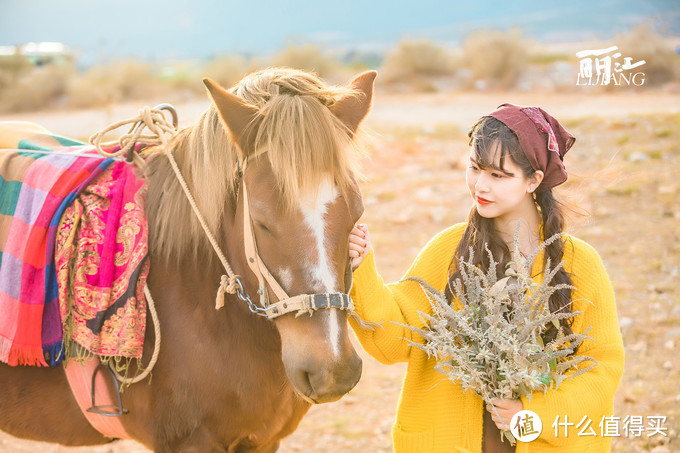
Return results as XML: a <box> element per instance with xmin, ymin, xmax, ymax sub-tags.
<box><xmin>64</xmin><ymin>358</ymin><xmax>131</xmax><ymax>440</ymax></box>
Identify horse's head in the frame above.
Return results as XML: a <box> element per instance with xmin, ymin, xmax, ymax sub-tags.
<box><xmin>203</xmin><ymin>68</ymin><xmax>376</xmax><ymax>404</ymax></box>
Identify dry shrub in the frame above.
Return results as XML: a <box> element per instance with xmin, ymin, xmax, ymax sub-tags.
<box><xmin>0</xmin><ymin>53</ymin><xmax>34</xmax><ymax>92</ymax></box>
<box><xmin>0</xmin><ymin>63</ymin><xmax>75</xmax><ymax>113</ymax></box>
<box><xmin>66</xmin><ymin>59</ymin><xmax>158</xmax><ymax>108</ymax></box>
<box><xmin>65</xmin><ymin>66</ymin><xmax>117</xmax><ymax>108</ymax></box>
<box><xmin>271</xmin><ymin>44</ymin><xmax>340</xmax><ymax>78</ymax></box>
<box><xmin>461</xmin><ymin>28</ymin><xmax>527</xmax><ymax>89</ymax></box>
<box><xmin>380</xmin><ymin>38</ymin><xmax>456</xmax><ymax>90</ymax></box>
<box><xmin>616</xmin><ymin>24</ymin><xmax>679</xmax><ymax>86</ymax></box>
<box><xmin>156</xmin><ymin>61</ymin><xmax>202</xmax><ymax>97</ymax></box>
<box><xmin>202</xmin><ymin>55</ymin><xmax>249</xmax><ymax>89</ymax></box>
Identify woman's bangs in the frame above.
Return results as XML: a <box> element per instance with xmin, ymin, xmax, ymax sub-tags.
<box><xmin>473</xmin><ymin>136</ymin><xmax>508</xmax><ymax>172</ymax></box>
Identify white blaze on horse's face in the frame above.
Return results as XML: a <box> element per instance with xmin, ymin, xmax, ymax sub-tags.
<box><xmin>298</xmin><ymin>177</ymin><xmax>338</xmax><ymax>293</ymax></box>
<box><xmin>297</xmin><ymin>177</ymin><xmax>343</xmax><ymax>359</ymax></box>
<box><xmin>246</xmin><ymin>168</ymin><xmax>362</xmax><ymax>403</ymax></box>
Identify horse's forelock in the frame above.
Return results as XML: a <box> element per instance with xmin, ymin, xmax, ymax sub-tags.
<box><xmin>234</xmin><ymin>68</ymin><xmax>364</xmax><ymax>212</ymax></box>
<box><xmin>253</xmin><ymin>95</ymin><xmax>361</xmax><ymax>213</ymax></box>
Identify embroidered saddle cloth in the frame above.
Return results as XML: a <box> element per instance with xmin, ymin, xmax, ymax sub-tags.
<box><xmin>0</xmin><ymin>122</ymin><xmax>148</xmax><ymax>366</ymax></box>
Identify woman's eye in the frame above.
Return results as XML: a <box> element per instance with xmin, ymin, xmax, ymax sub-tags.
<box><xmin>492</xmin><ymin>172</ymin><xmax>504</xmax><ymax>178</ymax></box>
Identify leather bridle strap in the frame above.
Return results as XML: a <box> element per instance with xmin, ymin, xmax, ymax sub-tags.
<box><xmin>241</xmin><ymin>178</ymin><xmax>354</xmax><ymax>319</ymax></box>
<box><xmin>262</xmin><ymin>293</ymin><xmax>354</xmax><ymax>319</ymax></box>
<box><xmin>242</xmin><ymin>181</ymin><xmax>289</xmax><ymax>305</ymax></box>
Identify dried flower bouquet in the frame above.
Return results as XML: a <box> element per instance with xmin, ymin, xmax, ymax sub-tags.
<box><xmin>403</xmin><ymin>233</ymin><xmax>598</xmax><ymax>444</ymax></box>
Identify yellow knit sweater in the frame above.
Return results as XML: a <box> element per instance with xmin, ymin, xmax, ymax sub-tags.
<box><xmin>349</xmin><ymin>223</ymin><xmax>624</xmax><ymax>453</ymax></box>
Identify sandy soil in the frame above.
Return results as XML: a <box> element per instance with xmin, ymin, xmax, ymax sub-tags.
<box><xmin>1</xmin><ymin>90</ymin><xmax>678</xmax><ymax>141</ymax></box>
<box><xmin>0</xmin><ymin>89</ymin><xmax>678</xmax><ymax>452</ymax></box>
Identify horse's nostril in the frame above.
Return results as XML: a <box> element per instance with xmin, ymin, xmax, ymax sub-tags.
<box><xmin>351</xmin><ymin>357</ymin><xmax>363</xmax><ymax>387</ymax></box>
<box><xmin>291</xmin><ymin>370</ymin><xmax>318</xmax><ymax>404</ymax></box>
<box><xmin>302</xmin><ymin>371</ymin><xmax>312</xmax><ymax>392</ymax></box>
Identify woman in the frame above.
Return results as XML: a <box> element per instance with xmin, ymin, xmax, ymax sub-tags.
<box><xmin>348</xmin><ymin>104</ymin><xmax>624</xmax><ymax>452</ymax></box>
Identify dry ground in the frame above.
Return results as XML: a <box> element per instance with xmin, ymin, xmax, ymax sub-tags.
<box><xmin>0</xmin><ymin>90</ymin><xmax>678</xmax><ymax>452</ymax></box>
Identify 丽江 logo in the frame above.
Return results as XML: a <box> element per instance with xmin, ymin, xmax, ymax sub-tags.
<box><xmin>576</xmin><ymin>45</ymin><xmax>646</xmax><ymax>86</ymax></box>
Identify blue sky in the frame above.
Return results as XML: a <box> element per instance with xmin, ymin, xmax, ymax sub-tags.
<box><xmin>1</xmin><ymin>0</ymin><xmax>678</xmax><ymax>64</ymax></box>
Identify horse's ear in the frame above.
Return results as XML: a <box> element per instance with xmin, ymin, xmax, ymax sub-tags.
<box><xmin>330</xmin><ymin>70</ymin><xmax>377</xmax><ymax>134</ymax></box>
<box><xmin>203</xmin><ymin>77</ymin><xmax>260</xmax><ymax>156</ymax></box>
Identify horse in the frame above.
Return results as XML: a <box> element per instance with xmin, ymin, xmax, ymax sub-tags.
<box><xmin>0</xmin><ymin>67</ymin><xmax>377</xmax><ymax>452</ymax></box>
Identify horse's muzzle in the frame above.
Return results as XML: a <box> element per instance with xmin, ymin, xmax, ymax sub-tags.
<box><xmin>302</xmin><ymin>352</ymin><xmax>362</xmax><ymax>404</ymax></box>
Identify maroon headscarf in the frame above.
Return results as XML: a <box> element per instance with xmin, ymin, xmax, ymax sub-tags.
<box><xmin>488</xmin><ymin>104</ymin><xmax>575</xmax><ymax>191</ymax></box>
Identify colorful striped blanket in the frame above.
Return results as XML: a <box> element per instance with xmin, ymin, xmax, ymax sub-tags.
<box><xmin>0</xmin><ymin>122</ymin><xmax>148</xmax><ymax>366</ymax></box>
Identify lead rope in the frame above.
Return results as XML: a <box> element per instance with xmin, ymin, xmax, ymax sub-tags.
<box><xmin>90</xmin><ymin>106</ymin><xmax>242</xmax><ymax>384</ymax></box>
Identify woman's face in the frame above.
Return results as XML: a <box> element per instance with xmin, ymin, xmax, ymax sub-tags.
<box><xmin>465</xmin><ymin>142</ymin><xmax>540</xmax><ymax>222</ymax></box>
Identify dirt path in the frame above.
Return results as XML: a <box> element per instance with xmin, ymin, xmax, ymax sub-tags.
<box><xmin>1</xmin><ymin>90</ymin><xmax>677</xmax><ymax>141</ymax></box>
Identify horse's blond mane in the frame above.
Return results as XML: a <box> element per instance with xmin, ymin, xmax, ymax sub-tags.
<box><xmin>145</xmin><ymin>68</ymin><xmax>365</xmax><ymax>261</ymax></box>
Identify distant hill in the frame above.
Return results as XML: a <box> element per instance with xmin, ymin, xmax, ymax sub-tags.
<box><xmin>0</xmin><ymin>0</ymin><xmax>678</xmax><ymax>65</ymax></box>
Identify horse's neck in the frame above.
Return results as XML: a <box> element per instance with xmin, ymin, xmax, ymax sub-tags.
<box><xmin>139</xmin><ymin>253</ymin><xmax>295</xmax><ymax>442</ymax></box>
<box><xmin>148</xmin><ymin>250</ymin><xmax>280</xmax><ymax>349</ymax></box>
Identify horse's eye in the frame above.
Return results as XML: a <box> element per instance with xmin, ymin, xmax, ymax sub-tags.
<box><xmin>255</xmin><ymin>222</ymin><xmax>271</xmax><ymax>234</ymax></box>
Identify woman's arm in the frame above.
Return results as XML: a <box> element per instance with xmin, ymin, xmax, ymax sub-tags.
<box><xmin>348</xmin><ymin>223</ymin><xmax>466</xmax><ymax>365</ymax></box>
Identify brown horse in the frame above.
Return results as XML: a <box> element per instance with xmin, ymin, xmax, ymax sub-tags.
<box><xmin>0</xmin><ymin>68</ymin><xmax>376</xmax><ymax>451</ymax></box>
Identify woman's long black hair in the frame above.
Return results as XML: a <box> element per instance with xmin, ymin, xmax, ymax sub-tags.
<box><xmin>445</xmin><ymin>116</ymin><xmax>574</xmax><ymax>342</ymax></box>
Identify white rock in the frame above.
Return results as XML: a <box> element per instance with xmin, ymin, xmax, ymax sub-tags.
<box><xmin>628</xmin><ymin>152</ymin><xmax>649</xmax><ymax>162</ymax></box>
<box><xmin>619</xmin><ymin>317</ymin><xmax>634</xmax><ymax>328</ymax></box>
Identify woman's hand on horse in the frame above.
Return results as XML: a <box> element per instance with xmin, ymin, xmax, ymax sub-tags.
<box><xmin>349</xmin><ymin>223</ymin><xmax>370</xmax><ymax>271</ymax></box>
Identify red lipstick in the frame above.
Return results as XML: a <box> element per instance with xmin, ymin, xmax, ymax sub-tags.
<box><xmin>476</xmin><ymin>195</ymin><xmax>492</xmax><ymax>205</ymax></box>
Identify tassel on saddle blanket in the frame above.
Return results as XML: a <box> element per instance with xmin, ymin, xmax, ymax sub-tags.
<box><xmin>0</xmin><ymin>122</ymin><xmax>148</xmax><ymax>367</ymax></box>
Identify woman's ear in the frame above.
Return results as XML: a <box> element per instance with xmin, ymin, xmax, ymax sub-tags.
<box><xmin>528</xmin><ymin>170</ymin><xmax>545</xmax><ymax>193</ymax></box>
